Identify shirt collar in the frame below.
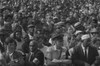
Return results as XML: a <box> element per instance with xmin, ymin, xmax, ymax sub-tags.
<box><xmin>9</xmin><ymin>52</ymin><xmax>13</xmax><ymax>56</ymax></box>
<box><xmin>81</xmin><ymin>44</ymin><xmax>89</xmax><ymax>50</ymax></box>
<box><xmin>81</xmin><ymin>44</ymin><xmax>85</xmax><ymax>50</ymax></box>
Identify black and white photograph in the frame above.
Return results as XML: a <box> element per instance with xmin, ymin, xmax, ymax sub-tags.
<box><xmin>0</xmin><ymin>0</ymin><xmax>100</xmax><ymax>66</ymax></box>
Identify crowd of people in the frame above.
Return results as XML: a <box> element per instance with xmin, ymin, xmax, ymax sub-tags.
<box><xmin>0</xmin><ymin>0</ymin><xmax>100</xmax><ymax>66</ymax></box>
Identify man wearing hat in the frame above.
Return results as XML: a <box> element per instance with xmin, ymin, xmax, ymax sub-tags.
<box><xmin>46</xmin><ymin>34</ymin><xmax>72</xmax><ymax>66</ymax></box>
<box><xmin>27</xmin><ymin>24</ymin><xmax>35</xmax><ymax>40</ymax></box>
<box><xmin>72</xmin><ymin>34</ymin><xmax>99</xmax><ymax>66</ymax></box>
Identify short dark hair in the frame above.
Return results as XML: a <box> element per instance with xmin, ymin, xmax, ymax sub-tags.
<box><xmin>5</xmin><ymin>37</ymin><xmax>17</xmax><ymax>47</ymax></box>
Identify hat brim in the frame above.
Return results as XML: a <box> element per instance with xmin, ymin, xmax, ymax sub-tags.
<box><xmin>52</xmin><ymin>34</ymin><xmax>64</xmax><ymax>41</ymax></box>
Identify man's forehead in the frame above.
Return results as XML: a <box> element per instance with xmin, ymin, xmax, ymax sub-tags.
<box><xmin>30</xmin><ymin>41</ymin><xmax>37</xmax><ymax>45</ymax></box>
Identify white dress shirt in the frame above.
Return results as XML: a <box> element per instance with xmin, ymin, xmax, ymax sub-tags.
<box><xmin>81</xmin><ymin>44</ymin><xmax>89</xmax><ymax>58</ymax></box>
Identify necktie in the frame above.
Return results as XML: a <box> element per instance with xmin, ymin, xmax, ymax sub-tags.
<box><xmin>85</xmin><ymin>48</ymin><xmax>87</xmax><ymax>61</ymax></box>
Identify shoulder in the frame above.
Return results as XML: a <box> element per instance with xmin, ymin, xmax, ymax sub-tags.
<box><xmin>89</xmin><ymin>45</ymin><xmax>98</xmax><ymax>51</ymax></box>
<box><xmin>35</xmin><ymin>50</ymin><xmax>44</xmax><ymax>56</ymax></box>
<box><xmin>34</xmin><ymin>50</ymin><xmax>44</xmax><ymax>60</ymax></box>
<box><xmin>73</xmin><ymin>45</ymin><xmax>82</xmax><ymax>53</ymax></box>
<box><xmin>46</xmin><ymin>46</ymin><xmax>54</xmax><ymax>52</ymax></box>
<box><xmin>89</xmin><ymin>45</ymin><xmax>99</xmax><ymax>55</ymax></box>
<box><xmin>40</xmin><ymin>45</ymin><xmax>48</xmax><ymax>51</ymax></box>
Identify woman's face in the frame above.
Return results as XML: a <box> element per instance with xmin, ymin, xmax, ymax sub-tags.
<box><xmin>83</xmin><ymin>38</ymin><xmax>91</xmax><ymax>48</ymax></box>
<box><xmin>15</xmin><ymin>32</ymin><xmax>22</xmax><ymax>39</ymax></box>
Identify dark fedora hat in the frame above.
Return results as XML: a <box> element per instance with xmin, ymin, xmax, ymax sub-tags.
<box><xmin>51</xmin><ymin>33</ymin><xmax>64</xmax><ymax>41</ymax></box>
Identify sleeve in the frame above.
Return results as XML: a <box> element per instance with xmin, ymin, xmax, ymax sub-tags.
<box><xmin>95</xmin><ymin>48</ymin><xmax>99</xmax><ymax>56</ymax></box>
<box><xmin>93</xmin><ymin>48</ymin><xmax>99</xmax><ymax>65</ymax></box>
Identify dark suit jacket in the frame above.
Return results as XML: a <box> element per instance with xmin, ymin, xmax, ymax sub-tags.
<box><xmin>25</xmin><ymin>49</ymin><xmax>44</xmax><ymax>66</ymax></box>
<box><xmin>72</xmin><ymin>45</ymin><xmax>99</xmax><ymax>66</ymax></box>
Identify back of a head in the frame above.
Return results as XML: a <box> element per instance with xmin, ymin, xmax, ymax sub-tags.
<box><xmin>5</xmin><ymin>37</ymin><xmax>17</xmax><ymax>46</ymax></box>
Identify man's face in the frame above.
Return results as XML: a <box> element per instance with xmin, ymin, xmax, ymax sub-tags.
<box><xmin>28</xmin><ymin>27</ymin><xmax>34</xmax><ymax>33</ymax></box>
<box><xmin>15</xmin><ymin>32</ymin><xmax>22</xmax><ymax>39</ymax></box>
<box><xmin>68</xmin><ymin>27</ymin><xmax>73</xmax><ymax>34</ymax></box>
<box><xmin>29</xmin><ymin>41</ymin><xmax>37</xmax><ymax>52</ymax></box>
<box><xmin>55</xmin><ymin>40</ymin><xmax>63</xmax><ymax>49</ymax></box>
<box><xmin>76</xmin><ymin>34</ymin><xmax>82</xmax><ymax>40</ymax></box>
<box><xmin>83</xmin><ymin>38</ymin><xmax>91</xmax><ymax>48</ymax></box>
<box><xmin>91</xmin><ymin>33</ymin><xmax>98</xmax><ymax>38</ymax></box>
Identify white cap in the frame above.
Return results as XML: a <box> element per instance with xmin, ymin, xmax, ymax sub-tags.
<box><xmin>53</xmin><ymin>16</ymin><xmax>58</xmax><ymax>19</ymax></box>
<box><xmin>49</xmin><ymin>38</ymin><xmax>52</xmax><ymax>44</ymax></box>
<box><xmin>90</xmin><ymin>28</ymin><xmax>97</xmax><ymax>32</ymax></box>
<box><xmin>74</xmin><ymin>22</ymin><xmax>80</xmax><ymax>27</ymax></box>
<box><xmin>75</xmin><ymin>30</ymin><xmax>82</xmax><ymax>35</ymax></box>
<box><xmin>81</xmin><ymin>34</ymin><xmax>90</xmax><ymax>40</ymax></box>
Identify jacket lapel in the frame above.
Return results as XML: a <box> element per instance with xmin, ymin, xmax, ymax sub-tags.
<box><xmin>80</xmin><ymin>45</ymin><xmax>85</xmax><ymax>56</ymax></box>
